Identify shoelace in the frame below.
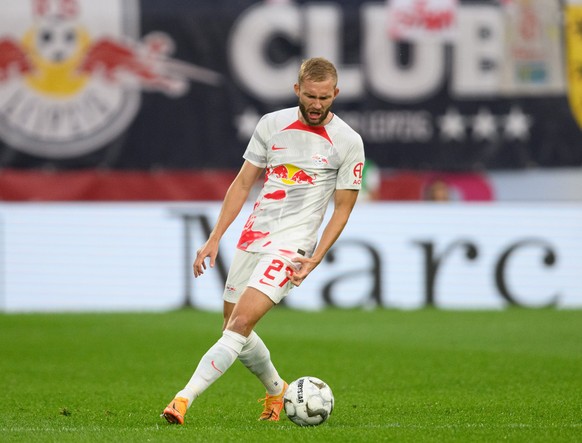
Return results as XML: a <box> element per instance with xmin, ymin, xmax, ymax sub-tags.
<box><xmin>258</xmin><ymin>395</ymin><xmax>283</xmax><ymax>419</ymax></box>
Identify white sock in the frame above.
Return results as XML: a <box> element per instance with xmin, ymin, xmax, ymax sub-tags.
<box><xmin>176</xmin><ymin>329</ymin><xmax>247</xmax><ymax>407</ymax></box>
<box><xmin>238</xmin><ymin>330</ymin><xmax>284</xmax><ymax>395</ymax></box>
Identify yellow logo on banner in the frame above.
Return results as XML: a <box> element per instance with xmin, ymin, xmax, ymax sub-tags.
<box><xmin>566</xmin><ymin>4</ymin><xmax>582</xmax><ymax>129</ymax></box>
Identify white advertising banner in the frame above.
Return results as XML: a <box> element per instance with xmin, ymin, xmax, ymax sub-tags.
<box><xmin>0</xmin><ymin>202</ymin><xmax>581</xmax><ymax>312</ymax></box>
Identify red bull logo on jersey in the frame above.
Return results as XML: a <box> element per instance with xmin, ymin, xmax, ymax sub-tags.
<box><xmin>0</xmin><ymin>0</ymin><xmax>221</xmax><ymax>158</ymax></box>
<box><xmin>266</xmin><ymin>164</ymin><xmax>316</xmax><ymax>186</ymax></box>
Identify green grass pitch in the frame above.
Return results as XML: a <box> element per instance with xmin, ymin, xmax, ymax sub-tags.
<box><xmin>1</xmin><ymin>308</ymin><xmax>581</xmax><ymax>442</ymax></box>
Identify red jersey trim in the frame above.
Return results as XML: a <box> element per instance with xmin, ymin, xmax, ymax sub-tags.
<box><xmin>282</xmin><ymin>119</ymin><xmax>333</xmax><ymax>145</ymax></box>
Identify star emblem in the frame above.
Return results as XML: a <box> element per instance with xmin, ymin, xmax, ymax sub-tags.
<box><xmin>438</xmin><ymin>107</ymin><xmax>466</xmax><ymax>141</ymax></box>
<box><xmin>503</xmin><ymin>106</ymin><xmax>532</xmax><ymax>141</ymax></box>
<box><xmin>471</xmin><ymin>107</ymin><xmax>498</xmax><ymax>141</ymax></box>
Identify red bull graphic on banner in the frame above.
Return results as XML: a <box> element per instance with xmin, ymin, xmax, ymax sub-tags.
<box><xmin>386</xmin><ymin>0</ymin><xmax>458</xmax><ymax>42</ymax></box>
<box><xmin>0</xmin><ymin>0</ymin><xmax>221</xmax><ymax>158</ymax></box>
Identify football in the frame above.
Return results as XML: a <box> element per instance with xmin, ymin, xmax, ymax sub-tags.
<box><xmin>283</xmin><ymin>376</ymin><xmax>334</xmax><ymax>427</ymax></box>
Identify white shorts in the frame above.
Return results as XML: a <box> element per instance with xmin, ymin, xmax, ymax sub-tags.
<box><xmin>223</xmin><ymin>249</ymin><xmax>298</xmax><ymax>304</ymax></box>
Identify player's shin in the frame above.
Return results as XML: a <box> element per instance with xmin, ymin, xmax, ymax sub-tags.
<box><xmin>238</xmin><ymin>330</ymin><xmax>284</xmax><ymax>395</ymax></box>
<box><xmin>176</xmin><ymin>329</ymin><xmax>247</xmax><ymax>405</ymax></box>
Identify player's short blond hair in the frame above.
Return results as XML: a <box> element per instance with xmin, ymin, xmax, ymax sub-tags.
<box><xmin>298</xmin><ymin>57</ymin><xmax>338</xmax><ymax>87</ymax></box>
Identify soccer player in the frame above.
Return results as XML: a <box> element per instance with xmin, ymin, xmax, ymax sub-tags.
<box><xmin>162</xmin><ymin>57</ymin><xmax>365</xmax><ymax>424</ymax></box>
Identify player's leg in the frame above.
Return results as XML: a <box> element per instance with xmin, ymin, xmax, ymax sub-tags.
<box><xmin>162</xmin><ymin>251</ymin><xmax>253</xmax><ymax>425</ymax></box>
<box><xmin>221</xmin><ymin>250</ymin><xmax>285</xmax><ymax>392</ymax></box>
<box><xmin>240</xmin><ymin>330</ymin><xmax>288</xmax><ymax>421</ymax></box>
<box><xmin>222</xmin><ymin>300</ymin><xmax>235</xmax><ymax>330</ymax></box>
<box><xmin>162</xmin><ymin>288</ymin><xmax>275</xmax><ymax>424</ymax></box>
<box><xmin>225</xmin><ymin>295</ymin><xmax>284</xmax><ymax>397</ymax></box>
<box><xmin>226</xmin><ymin>289</ymin><xmax>287</xmax><ymax>418</ymax></box>
<box><xmin>162</xmin><ymin>252</ymin><xmax>291</xmax><ymax>424</ymax></box>
<box><xmin>238</xmin><ymin>330</ymin><xmax>284</xmax><ymax>396</ymax></box>
<box><xmin>225</xmin><ymin>286</ymin><xmax>275</xmax><ymax>336</ymax></box>
<box><xmin>234</xmin><ymin>254</ymin><xmax>296</xmax><ymax>420</ymax></box>
<box><xmin>226</xmin><ymin>286</ymin><xmax>288</xmax><ymax>421</ymax></box>
<box><xmin>162</xmin><ymin>327</ymin><xmax>247</xmax><ymax>424</ymax></box>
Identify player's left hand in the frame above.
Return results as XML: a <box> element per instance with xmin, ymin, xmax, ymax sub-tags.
<box><xmin>287</xmin><ymin>256</ymin><xmax>319</xmax><ymax>287</ymax></box>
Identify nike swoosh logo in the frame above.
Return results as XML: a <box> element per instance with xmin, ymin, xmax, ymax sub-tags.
<box><xmin>271</xmin><ymin>145</ymin><xmax>287</xmax><ymax>151</ymax></box>
<box><xmin>211</xmin><ymin>360</ymin><xmax>223</xmax><ymax>374</ymax></box>
<box><xmin>259</xmin><ymin>278</ymin><xmax>275</xmax><ymax>287</ymax></box>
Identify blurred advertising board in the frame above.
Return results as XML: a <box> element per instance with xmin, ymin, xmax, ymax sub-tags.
<box><xmin>1</xmin><ymin>202</ymin><xmax>580</xmax><ymax>312</ymax></box>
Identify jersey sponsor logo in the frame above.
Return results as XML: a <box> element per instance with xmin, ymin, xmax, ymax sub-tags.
<box><xmin>352</xmin><ymin>161</ymin><xmax>364</xmax><ymax>185</ymax></box>
<box><xmin>266</xmin><ymin>164</ymin><xmax>316</xmax><ymax>185</ymax></box>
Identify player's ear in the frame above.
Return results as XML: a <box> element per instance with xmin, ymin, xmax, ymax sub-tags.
<box><xmin>334</xmin><ymin>87</ymin><xmax>339</xmax><ymax>98</ymax></box>
<box><xmin>293</xmin><ymin>83</ymin><xmax>300</xmax><ymax>97</ymax></box>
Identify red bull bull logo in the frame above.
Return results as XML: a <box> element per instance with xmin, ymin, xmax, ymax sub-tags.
<box><xmin>0</xmin><ymin>0</ymin><xmax>221</xmax><ymax>158</ymax></box>
<box><xmin>266</xmin><ymin>164</ymin><xmax>316</xmax><ymax>186</ymax></box>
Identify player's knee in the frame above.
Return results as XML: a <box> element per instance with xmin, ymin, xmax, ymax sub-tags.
<box><xmin>226</xmin><ymin>314</ymin><xmax>253</xmax><ymax>337</ymax></box>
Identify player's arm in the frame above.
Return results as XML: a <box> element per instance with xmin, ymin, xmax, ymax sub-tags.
<box><xmin>289</xmin><ymin>188</ymin><xmax>359</xmax><ymax>286</ymax></box>
<box><xmin>193</xmin><ymin>160</ymin><xmax>263</xmax><ymax>277</ymax></box>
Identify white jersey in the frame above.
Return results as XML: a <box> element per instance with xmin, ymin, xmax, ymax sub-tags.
<box><xmin>237</xmin><ymin>106</ymin><xmax>365</xmax><ymax>259</ymax></box>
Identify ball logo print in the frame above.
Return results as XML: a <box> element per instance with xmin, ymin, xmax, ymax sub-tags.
<box><xmin>283</xmin><ymin>376</ymin><xmax>334</xmax><ymax>426</ymax></box>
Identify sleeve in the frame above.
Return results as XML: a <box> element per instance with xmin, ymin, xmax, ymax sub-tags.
<box><xmin>242</xmin><ymin>115</ymin><xmax>269</xmax><ymax>168</ymax></box>
<box><xmin>336</xmin><ymin>133</ymin><xmax>365</xmax><ymax>190</ymax></box>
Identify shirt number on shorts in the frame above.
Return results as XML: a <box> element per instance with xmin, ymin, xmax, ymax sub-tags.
<box><xmin>263</xmin><ymin>259</ymin><xmax>294</xmax><ymax>287</ymax></box>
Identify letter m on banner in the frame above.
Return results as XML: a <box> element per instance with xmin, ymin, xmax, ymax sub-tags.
<box><xmin>386</xmin><ymin>0</ymin><xmax>458</xmax><ymax>42</ymax></box>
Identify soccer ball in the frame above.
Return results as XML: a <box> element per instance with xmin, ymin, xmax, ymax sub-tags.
<box><xmin>283</xmin><ymin>376</ymin><xmax>334</xmax><ymax>427</ymax></box>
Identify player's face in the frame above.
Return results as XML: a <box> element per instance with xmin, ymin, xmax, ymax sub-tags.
<box><xmin>294</xmin><ymin>78</ymin><xmax>339</xmax><ymax>126</ymax></box>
